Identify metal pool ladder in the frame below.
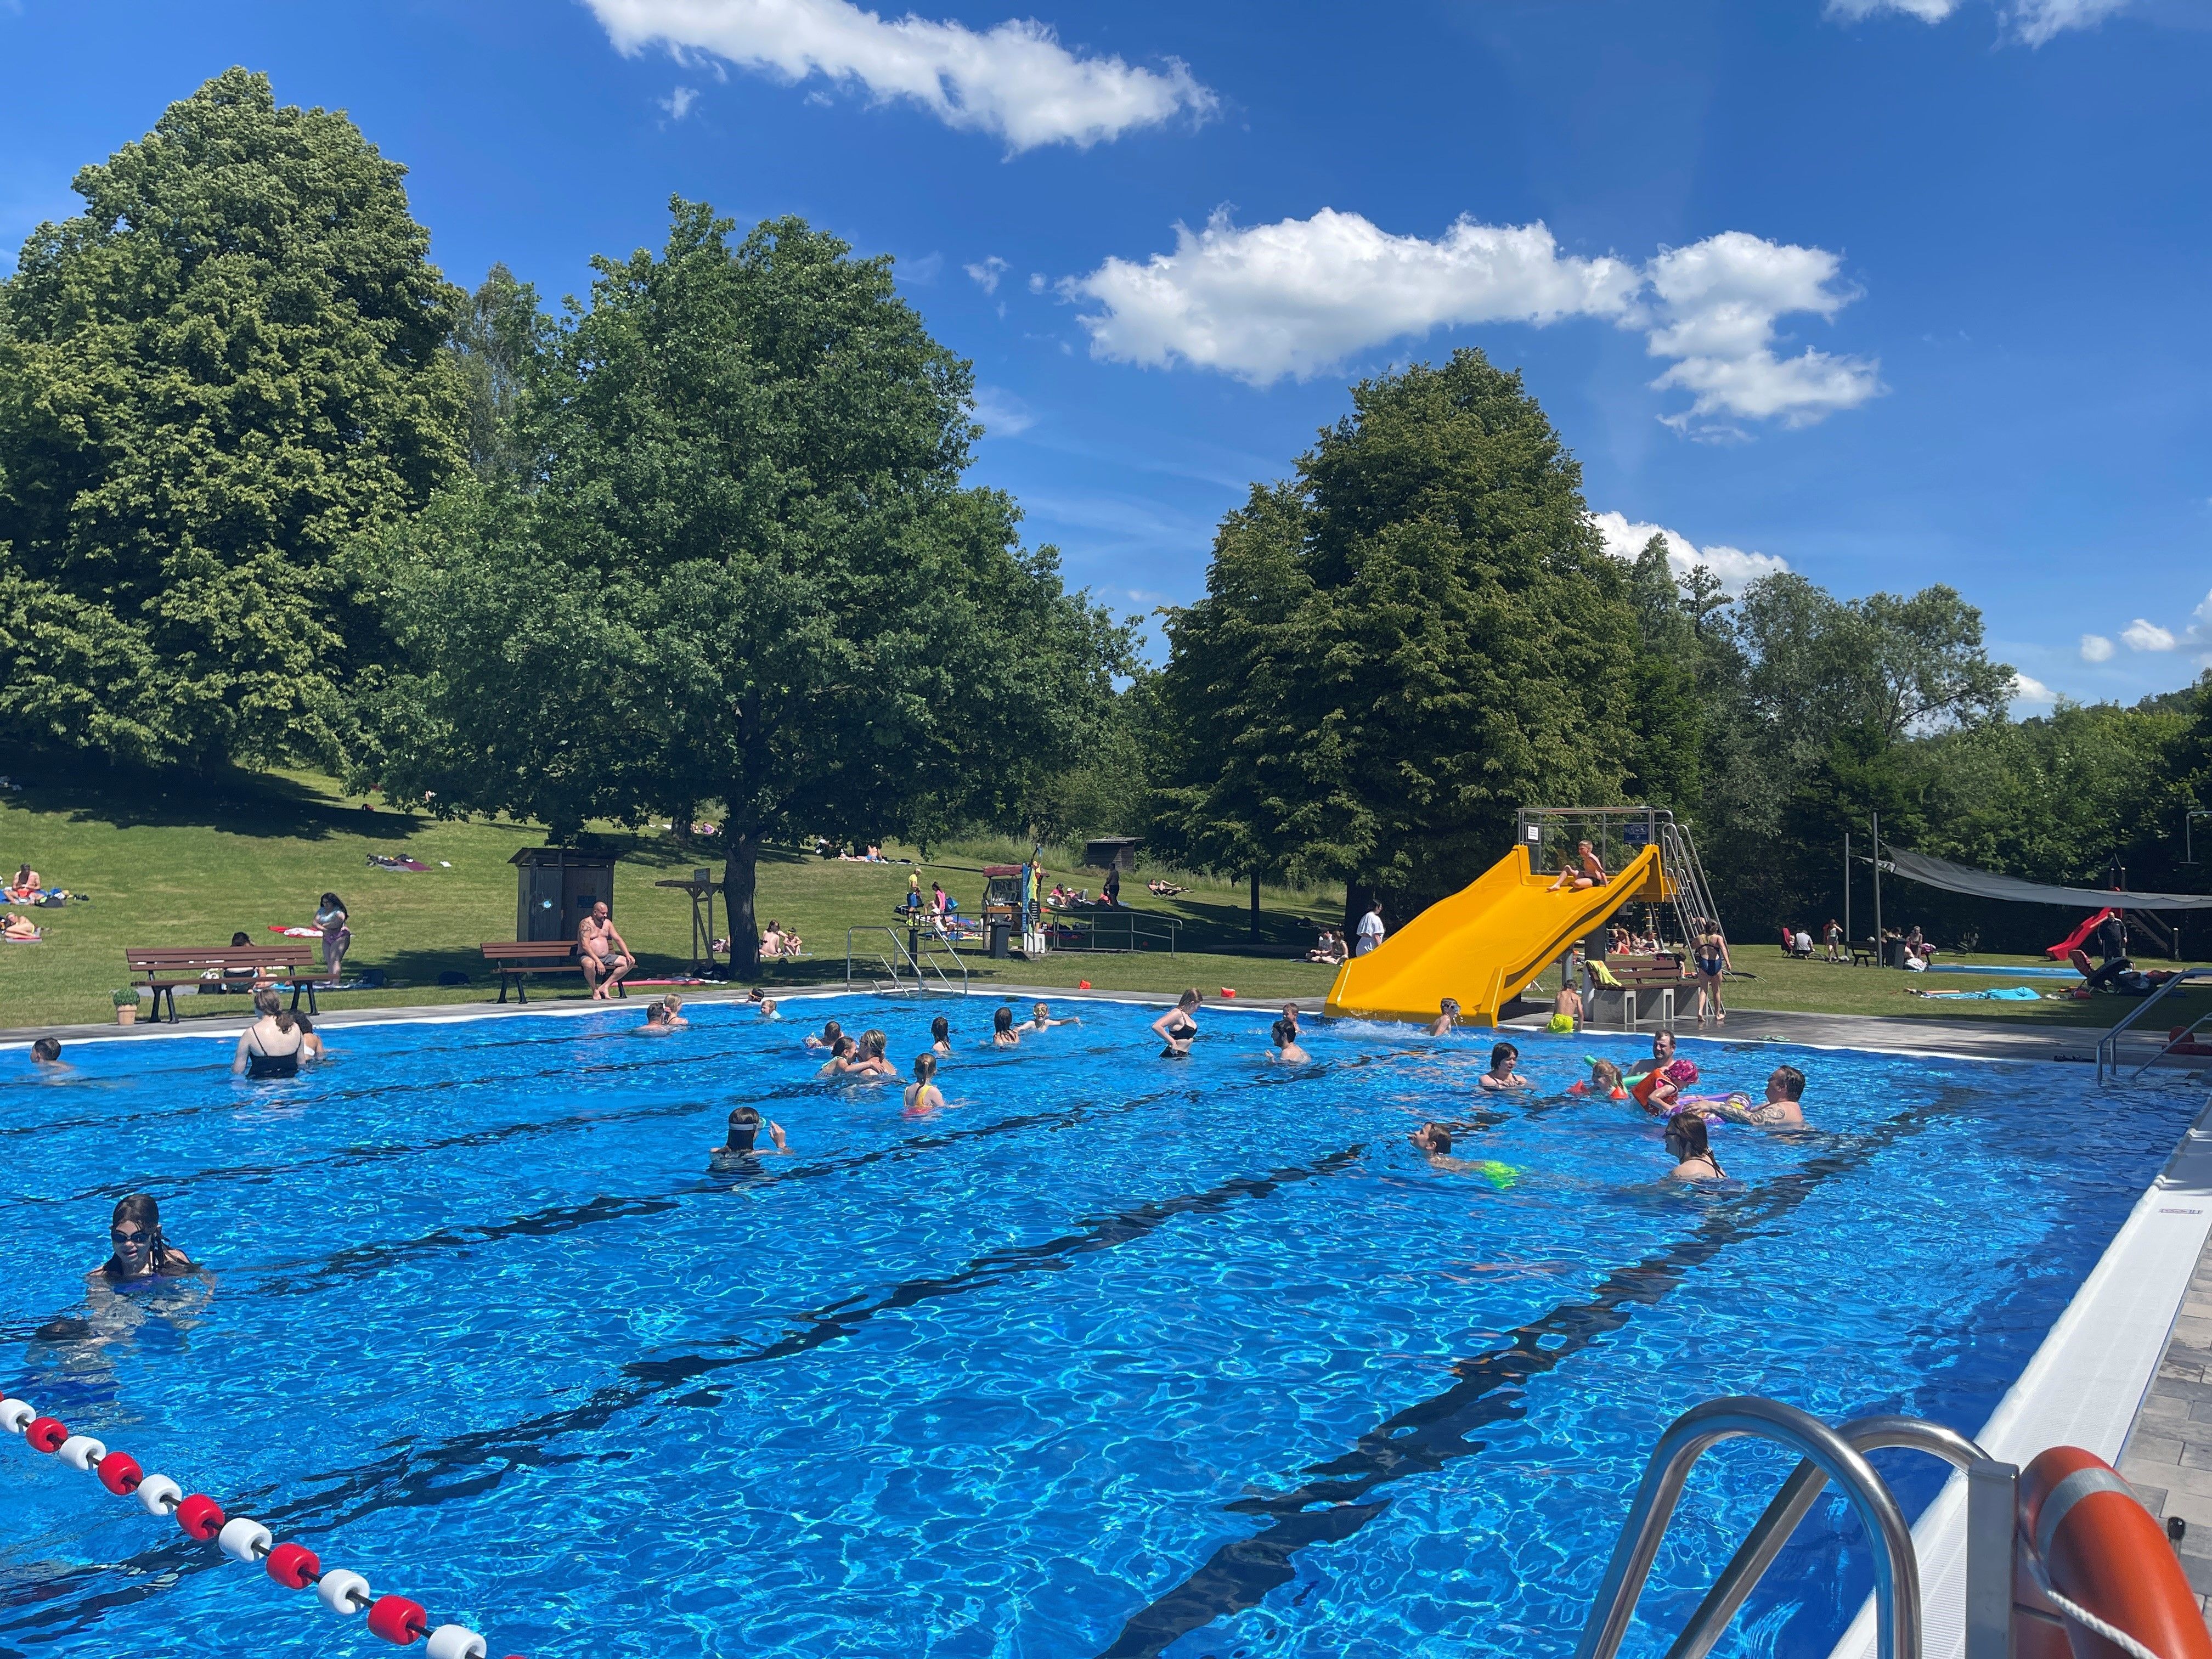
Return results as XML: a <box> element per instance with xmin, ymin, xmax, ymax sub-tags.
<box><xmin>844</xmin><ymin>926</ymin><xmax>969</xmax><ymax>997</ymax></box>
<box><xmin>1577</xmin><ymin>1396</ymin><xmax>2018</xmax><ymax>1659</ymax></box>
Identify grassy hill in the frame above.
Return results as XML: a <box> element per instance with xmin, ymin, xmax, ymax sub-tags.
<box><xmin>0</xmin><ymin>765</ymin><xmax>1348</xmax><ymax>1028</ymax></box>
<box><xmin>1</xmin><ymin>760</ymin><xmax>2202</xmax><ymax>1035</ymax></box>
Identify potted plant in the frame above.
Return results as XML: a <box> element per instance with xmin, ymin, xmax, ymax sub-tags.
<box><xmin>112</xmin><ymin>989</ymin><xmax>139</xmax><ymax>1026</ymax></box>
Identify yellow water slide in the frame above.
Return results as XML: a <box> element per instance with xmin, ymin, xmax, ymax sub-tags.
<box><xmin>1323</xmin><ymin>843</ymin><xmax>1667</xmax><ymax>1026</ymax></box>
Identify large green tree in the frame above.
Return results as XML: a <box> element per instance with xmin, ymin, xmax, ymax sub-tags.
<box><xmin>0</xmin><ymin>67</ymin><xmax>469</xmax><ymax>766</ymax></box>
<box><xmin>360</xmin><ymin>201</ymin><xmax>1128</xmax><ymax>970</ymax></box>
<box><xmin>1152</xmin><ymin>351</ymin><xmax>1641</xmax><ymax>931</ymax></box>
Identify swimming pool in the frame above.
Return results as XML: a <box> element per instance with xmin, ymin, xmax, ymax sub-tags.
<box><xmin>0</xmin><ymin>998</ymin><xmax>2201</xmax><ymax>1659</ymax></box>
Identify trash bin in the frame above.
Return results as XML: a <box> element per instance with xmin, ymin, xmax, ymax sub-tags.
<box><xmin>988</xmin><ymin>921</ymin><xmax>1011</xmax><ymax>959</ymax></box>
<box><xmin>1884</xmin><ymin>938</ymin><xmax>1907</xmax><ymax>969</ymax></box>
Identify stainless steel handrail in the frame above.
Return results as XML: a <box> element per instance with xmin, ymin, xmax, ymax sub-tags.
<box><xmin>845</xmin><ymin>926</ymin><xmax>968</xmax><ymax>996</ymax></box>
<box><xmin>2095</xmin><ymin>966</ymin><xmax>2212</xmax><ymax>1081</ymax></box>
<box><xmin>1661</xmin><ymin>1414</ymin><xmax>1988</xmax><ymax>1659</ymax></box>
<box><xmin>1573</xmin><ymin>1397</ymin><xmax>1922</xmax><ymax>1659</ymax></box>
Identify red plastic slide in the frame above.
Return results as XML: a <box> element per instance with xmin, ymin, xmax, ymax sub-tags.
<box><xmin>2046</xmin><ymin>907</ymin><xmax>2115</xmax><ymax>961</ymax></box>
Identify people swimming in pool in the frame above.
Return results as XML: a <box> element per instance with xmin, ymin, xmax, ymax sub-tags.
<box><xmin>93</xmin><ymin>1194</ymin><xmax>196</xmax><ymax>1285</ymax></box>
<box><xmin>1152</xmin><ymin>989</ymin><xmax>1203</xmax><ymax>1057</ymax></box>
<box><xmin>30</xmin><ymin>1036</ymin><xmax>65</xmax><ymax>1070</ymax></box>
<box><xmin>1569</xmin><ymin>1057</ymin><xmax>1628</xmax><ymax>1099</ymax></box>
<box><xmin>1429</xmin><ymin>997</ymin><xmax>1462</xmax><ymax>1036</ymax></box>
<box><xmin>1409</xmin><ymin>1122</ymin><xmax>1516</xmax><ymax>1185</ymax></box>
<box><xmin>930</xmin><ymin>1015</ymin><xmax>952</xmax><ymax>1056</ymax></box>
<box><xmin>1271</xmin><ymin>1017</ymin><xmax>1310</xmax><ymax>1064</ymax></box>
<box><xmin>230</xmin><ymin>990</ymin><xmax>306</xmax><ymax>1078</ymax></box>
<box><xmin>1022</xmin><ymin>1002</ymin><xmax>1079</xmax><ymax>1034</ymax></box>
<box><xmin>1622</xmin><ymin>1030</ymin><xmax>1677</xmax><ymax>1099</ymax></box>
<box><xmin>713</xmin><ymin>1105</ymin><xmax>789</xmax><ymax>1163</ymax></box>
<box><xmin>1632</xmin><ymin>1057</ymin><xmax>1700</xmax><ymax>1115</ymax></box>
<box><xmin>804</xmin><ymin>1019</ymin><xmax>843</xmax><ymax>1052</ymax></box>
<box><xmin>1696</xmin><ymin>1065</ymin><xmax>1808</xmax><ymax>1128</ymax></box>
<box><xmin>292</xmin><ymin>1013</ymin><xmax>327</xmax><ymax>1064</ymax></box>
<box><xmin>1477</xmin><ymin>1041</ymin><xmax>1532</xmax><ymax>1091</ymax></box>
<box><xmin>1664</xmin><ymin>1111</ymin><xmax>1725</xmax><ymax>1182</ymax></box>
<box><xmin>904</xmin><ymin>1052</ymin><xmax>949</xmax><ymax>1114</ymax></box>
<box><xmin>990</xmin><ymin>1006</ymin><xmax>1020</xmax><ymax>1048</ymax></box>
<box><xmin>757</xmin><ymin>996</ymin><xmax>779</xmax><ymax>1020</ymax></box>
<box><xmin>822</xmin><ymin>1029</ymin><xmax>895</xmax><ymax>1080</ymax></box>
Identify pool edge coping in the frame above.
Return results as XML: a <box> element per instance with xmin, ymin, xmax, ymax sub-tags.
<box><xmin>1824</xmin><ymin>1086</ymin><xmax>2212</xmax><ymax>1659</ymax></box>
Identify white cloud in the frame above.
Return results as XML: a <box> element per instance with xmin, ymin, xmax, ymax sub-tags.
<box><xmin>2079</xmin><ymin>633</ymin><xmax>2115</xmax><ymax>662</ymax></box>
<box><xmin>658</xmin><ymin>83</ymin><xmax>700</xmax><ymax>119</ymax></box>
<box><xmin>1027</xmin><ymin>272</ymin><xmax>1047</xmax><ymax>294</ymax></box>
<box><xmin>583</xmin><ymin>0</ymin><xmax>1216</xmax><ymax>151</ymax></box>
<box><xmin>1824</xmin><ymin>0</ymin><xmax>2132</xmax><ymax>42</ymax></box>
<box><xmin>1826</xmin><ymin>0</ymin><xmax>1961</xmax><ymax>19</ymax></box>
<box><xmin>972</xmin><ymin>385</ymin><xmax>1036</xmax><ymax>436</ymax></box>
<box><xmin>2006</xmin><ymin>0</ymin><xmax>2131</xmax><ymax>42</ymax></box>
<box><xmin>2123</xmin><ymin>618</ymin><xmax>2177</xmax><ymax>651</ymax></box>
<box><xmin>1066</xmin><ymin>210</ymin><xmax>1879</xmax><ymax>431</ymax></box>
<box><xmin>1588</xmin><ymin>510</ymin><xmax>1790</xmax><ymax>596</ymax></box>
<box><xmin>1643</xmin><ymin>232</ymin><xmax>1883</xmax><ymax>432</ymax></box>
<box><xmin>2009</xmin><ymin>672</ymin><xmax>2057</xmax><ymax>706</ymax></box>
<box><xmin>964</xmin><ymin>255</ymin><xmax>1008</xmax><ymax>293</ymax></box>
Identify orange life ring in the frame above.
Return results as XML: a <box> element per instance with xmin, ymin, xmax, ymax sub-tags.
<box><xmin>2015</xmin><ymin>1446</ymin><xmax>2212</xmax><ymax>1659</ymax></box>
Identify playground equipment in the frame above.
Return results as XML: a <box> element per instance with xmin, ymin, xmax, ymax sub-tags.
<box><xmin>1324</xmin><ymin>808</ymin><xmax>1720</xmax><ymax>1028</ymax></box>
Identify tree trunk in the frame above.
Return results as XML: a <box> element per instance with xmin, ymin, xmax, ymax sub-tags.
<box><xmin>726</xmin><ymin>830</ymin><xmax>761</xmax><ymax>976</ymax></box>
<box><xmin>1249</xmin><ymin>871</ymin><xmax>1261</xmax><ymax>943</ymax></box>
<box><xmin>1344</xmin><ymin>881</ymin><xmax>1374</xmax><ymax>946</ymax></box>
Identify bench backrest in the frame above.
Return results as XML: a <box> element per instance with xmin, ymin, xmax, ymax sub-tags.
<box><xmin>481</xmin><ymin>941</ymin><xmax>578</xmax><ymax>962</ymax></box>
<box><xmin>126</xmin><ymin>946</ymin><xmax>318</xmax><ymax>972</ymax></box>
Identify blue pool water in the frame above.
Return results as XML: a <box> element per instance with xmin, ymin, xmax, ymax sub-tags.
<box><xmin>0</xmin><ymin>997</ymin><xmax>2202</xmax><ymax>1659</ymax></box>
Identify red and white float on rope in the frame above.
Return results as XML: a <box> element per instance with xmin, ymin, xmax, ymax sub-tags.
<box><xmin>2</xmin><ymin>1390</ymin><xmax>517</xmax><ymax>1658</ymax></box>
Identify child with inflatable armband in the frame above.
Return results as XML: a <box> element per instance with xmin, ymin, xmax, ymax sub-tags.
<box><xmin>1568</xmin><ymin>1057</ymin><xmax>1629</xmax><ymax>1100</ymax></box>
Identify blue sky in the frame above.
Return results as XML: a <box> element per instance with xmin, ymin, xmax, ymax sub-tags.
<box><xmin>3</xmin><ymin>0</ymin><xmax>2208</xmax><ymax>704</ymax></box>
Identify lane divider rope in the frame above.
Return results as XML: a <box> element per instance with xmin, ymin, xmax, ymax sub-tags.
<box><xmin>2</xmin><ymin>1391</ymin><xmax>518</xmax><ymax>1658</ymax></box>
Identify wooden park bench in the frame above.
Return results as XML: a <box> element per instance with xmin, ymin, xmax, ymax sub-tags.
<box><xmin>124</xmin><ymin>944</ymin><xmax>328</xmax><ymax>1025</ymax></box>
<box><xmin>1598</xmin><ymin>953</ymin><xmax>1688</xmax><ymax>1031</ymax></box>
<box><xmin>480</xmin><ymin>941</ymin><xmax>635</xmax><ymax>1002</ymax></box>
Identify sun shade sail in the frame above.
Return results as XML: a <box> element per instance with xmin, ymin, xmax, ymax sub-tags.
<box><xmin>1881</xmin><ymin>848</ymin><xmax>2212</xmax><ymax>912</ymax></box>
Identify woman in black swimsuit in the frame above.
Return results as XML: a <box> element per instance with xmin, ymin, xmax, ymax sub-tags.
<box><xmin>95</xmin><ymin>1194</ymin><xmax>195</xmax><ymax>1284</ymax></box>
<box><xmin>1152</xmin><ymin>989</ymin><xmax>1203</xmax><ymax>1057</ymax></box>
<box><xmin>230</xmin><ymin>989</ymin><xmax>306</xmax><ymax>1078</ymax></box>
<box><xmin>1694</xmin><ymin>920</ymin><xmax>1729</xmax><ymax>1028</ymax></box>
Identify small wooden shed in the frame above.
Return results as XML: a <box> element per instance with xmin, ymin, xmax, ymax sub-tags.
<box><xmin>512</xmin><ymin>847</ymin><xmax>618</xmax><ymax>943</ymax></box>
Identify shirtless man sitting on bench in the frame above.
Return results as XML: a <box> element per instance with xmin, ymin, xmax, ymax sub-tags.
<box><xmin>578</xmin><ymin>901</ymin><xmax>635</xmax><ymax>999</ymax></box>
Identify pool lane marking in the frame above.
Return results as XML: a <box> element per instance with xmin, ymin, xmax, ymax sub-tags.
<box><xmin>1091</xmin><ymin>1096</ymin><xmax>1971</xmax><ymax>1659</ymax></box>
<box><xmin>0</xmin><ymin>1139</ymin><xmax>1375</xmax><ymax>1641</ymax></box>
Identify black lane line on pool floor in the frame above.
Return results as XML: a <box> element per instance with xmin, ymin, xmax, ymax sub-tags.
<box><xmin>1092</xmin><ymin>1096</ymin><xmax>1968</xmax><ymax>1659</ymax></box>
<box><xmin>0</xmin><ymin>1139</ymin><xmax>1374</xmax><ymax>1642</ymax></box>
<box><xmin>0</xmin><ymin>1087</ymin><xmax>1192</xmax><ymax>1349</ymax></box>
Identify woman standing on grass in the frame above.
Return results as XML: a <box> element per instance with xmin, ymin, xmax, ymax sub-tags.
<box><xmin>315</xmin><ymin>892</ymin><xmax>350</xmax><ymax>984</ymax></box>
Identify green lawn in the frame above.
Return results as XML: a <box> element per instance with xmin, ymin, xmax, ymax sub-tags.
<box><xmin>0</xmin><ymin>766</ymin><xmax>1346</xmax><ymax>1028</ymax></box>
<box><xmin>2</xmin><ymin>761</ymin><xmax>2202</xmax><ymax>1035</ymax></box>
